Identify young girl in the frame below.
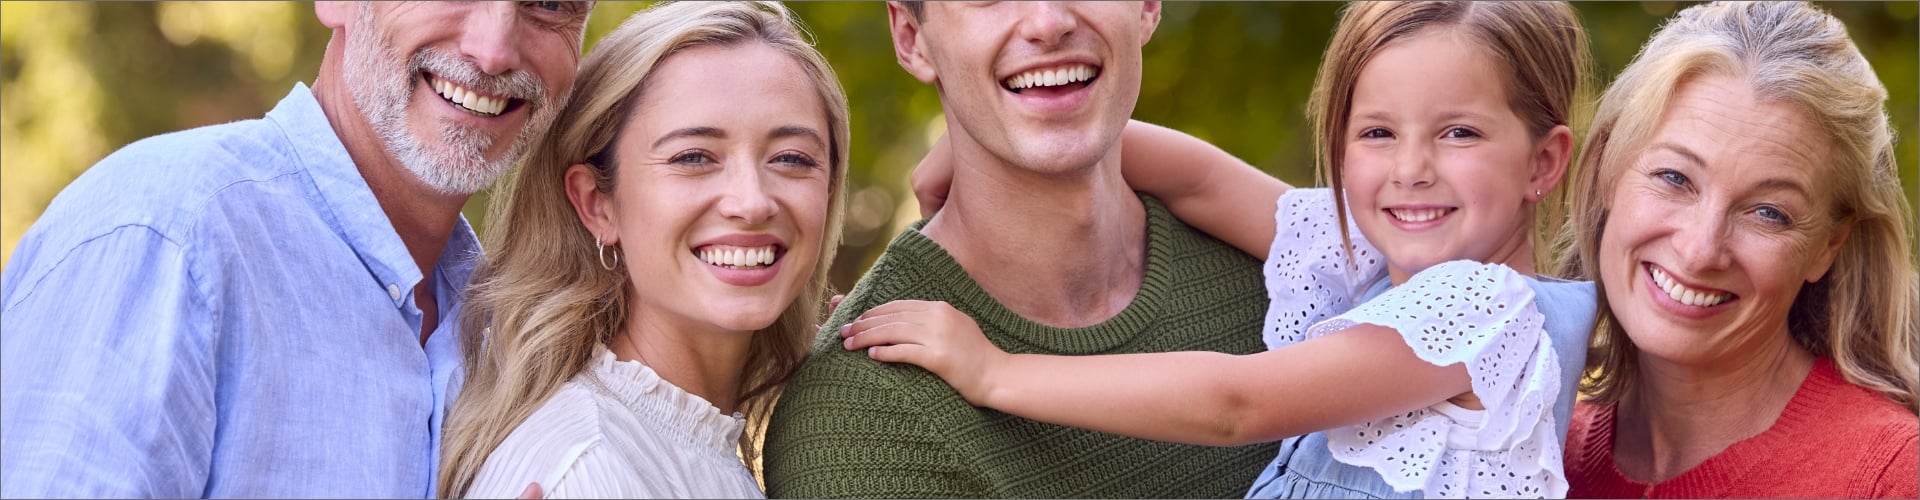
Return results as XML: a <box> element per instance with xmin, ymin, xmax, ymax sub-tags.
<box><xmin>841</xmin><ymin>2</ymin><xmax>1593</xmax><ymax>498</ymax></box>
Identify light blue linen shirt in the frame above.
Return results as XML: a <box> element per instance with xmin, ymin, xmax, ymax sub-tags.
<box><xmin>1</xmin><ymin>83</ymin><xmax>476</xmax><ymax>498</ymax></box>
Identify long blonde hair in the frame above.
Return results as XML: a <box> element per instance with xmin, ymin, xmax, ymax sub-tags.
<box><xmin>1557</xmin><ymin>1</ymin><xmax>1918</xmax><ymax>412</ymax></box>
<box><xmin>1307</xmin><ymin>1</ymin><xmax>1591</xmax><ymax>268</ymax></box>
<box><xmin>438</xmin><ymin>2</ymin><xmax>852</xmax><ymax>496</ymax></box>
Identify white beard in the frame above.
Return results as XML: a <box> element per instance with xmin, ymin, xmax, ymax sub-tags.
<box><xmin>337</xmin><ymin>5</ymin><xmax>562</xmax><ymax>195</ymax></box>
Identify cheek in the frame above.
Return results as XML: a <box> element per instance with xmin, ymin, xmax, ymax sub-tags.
<box><xmin>1340</xmin><ymin>151</ymin><xmax>1390</xmax><ymax>191</ymax></box>
<box><xmin>1739</xmin><ymin>232</ymin><xmax>1824</xmax><ymax>292</ymax></box>
<box><xmin>781</xmin><ymin>179</ymin><xmax>834</xmax><ymax>241</ymax></box>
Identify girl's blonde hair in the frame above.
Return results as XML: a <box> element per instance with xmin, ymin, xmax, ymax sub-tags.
<box><xmin>1308</xmin><ymin>1</ymin><xmax>1591</xmax><ymax>268</ymax></box>
<box><xmin>1557</xmin><ymin>1</ymin><xmax>1917</xmax><ymax>412</ymax></box>
<box><xmin>438</xmin><ymin>2</ymin><xmax>852</xmax><ymax>496</ymax></box>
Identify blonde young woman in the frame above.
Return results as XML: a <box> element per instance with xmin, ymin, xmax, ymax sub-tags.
<box><xmin>1556</xmin><ymin>2</ymin><xmax>1917</xmax><ymax>497</ymax></box>
<box><xmin>437</xmin><ymin>2</ymin><xmax>850</xmax><ymax>497</ymax></box>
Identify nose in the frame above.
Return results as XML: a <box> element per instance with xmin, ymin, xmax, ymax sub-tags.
<box><xmin>1016</xmin><ymin>2</ymin><xmax>1081</xmax><ymax>48</ymax></box>
<box><xmin>1389</xmin><ymin>141</ymin><xmax>1435</xmax><ymax>188</ymax></box>
<box><xmin>717</xmin><ymin>163</ymin><xmax>779</xmax><ymax>226</ymax></box>
<box><xmin>458</xmin><ymin>3</ymin><xmax>525</xmax><ymax>76</ymax></box>
<box><xmin>1671</xmin><ymin>208</ymin><xmax>1734</xmax><ymax>275</ymax></box>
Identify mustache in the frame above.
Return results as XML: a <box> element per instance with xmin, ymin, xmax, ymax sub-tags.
<box><xmin>410</xmin><ymin>46</ymin><xmax>548</xmax><ymax>106</ymax></box>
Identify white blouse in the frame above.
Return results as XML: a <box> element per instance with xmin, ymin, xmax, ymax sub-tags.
<box><xmin>1262</xmin><ymin>188</ymin><xmax>1568</xmax><ymax>498</ymax></box>
<box><xmin>464</xmin><ymin>347</ymin><xmax>763</xmax><ymax>499</ymax></box>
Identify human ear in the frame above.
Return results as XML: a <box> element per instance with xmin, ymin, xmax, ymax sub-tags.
<box><xmin>315</xmin><ymin>1</ymin><xmax>355</xmax><ymax>30</ymax></box>
<box><xmin>1140</xmin><ymin>1</ymin><xmax>1163</xmax><ymax>43</ymax></box>
<box><xmin>565</xmin><ymin>163</ymin><xmax>619</xmax><ymax>246</ymax></box>
<box><xmin>1528</xmin><ymin>124</ymin><xmax>1575</xmax><ymax>202</ymax></box>
<box><xmin>887</xmin><ymin>2</ymin><xmax>939</xmax><ymax>84</ymax></box>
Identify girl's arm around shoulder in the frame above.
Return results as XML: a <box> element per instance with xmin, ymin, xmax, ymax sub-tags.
<box><xmin>909</xmin><ymin>120</ymin><xmax>1290</xmax><ymax>257</ymax></box>
<box><xmin>1117</xmin><ymin>120</ymin><xmax>1292</xmax><ymax>257</ymax></box>
<box><xmin>839</xmin><ymin>300</ymin><xmax>1472</xmax><ymax>447</ymax></box>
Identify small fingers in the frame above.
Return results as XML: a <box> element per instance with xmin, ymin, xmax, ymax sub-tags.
<box><xmin>841</xmin><ymin>321</ymin><xmax>923</xmax><ymax>350</ymax></box>
<box><xmin>865</xmin><ymin>342</ymin><xmax>930</xmax><ymax>366</ymax></box>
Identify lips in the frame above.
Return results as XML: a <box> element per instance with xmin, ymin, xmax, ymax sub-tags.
<box><xmin>1647</xmin><ymin>264</ymin><xmax>1735</xmax><ymax>307</ymax></box>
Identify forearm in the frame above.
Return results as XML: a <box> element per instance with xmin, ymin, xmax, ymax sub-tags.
<box><xmin>979</xmin><ymin>350</ymin><xmax>1256</xmax><ymax>446</ymax></box>
<box><xmin>1117</xmin><ymin>120</ymin><xmax>1289</xmax><ymax>256</ymax></box>
<box><xmin>974</xmin><ymin>326</ymin><xmax>1471</xmax><ymax>447</ymax></box>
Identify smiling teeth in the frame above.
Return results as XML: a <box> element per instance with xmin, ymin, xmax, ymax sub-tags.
<box><xmin>431</xmin><ymin>76</ymin><xmax>507</xmax><ymax>116</ymax></box>
<box><xmin>698</xmin><ymin>245</ymin><xmax>776</xmax><ymax>269</ymax></box>
<box><xmin>1005</xmin><ymin>64</ymin><xmax>1097</xmax><ymax>90</ymax></box>
<box><xmin>1389</xmin><ymin>208</ymin><xmax>1450</xmax><ymax>223</ymax></box>
<box><xmin>1650</xmin><ymin>266</ymin><xmax>1732</xmax><ymax>307</ymax></box>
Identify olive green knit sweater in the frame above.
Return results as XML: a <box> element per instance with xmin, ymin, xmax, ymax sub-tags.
<box><xmin>764</xmin><ymin>195</ymin><xmax>1277</xmax><ymax>498</ymax></box>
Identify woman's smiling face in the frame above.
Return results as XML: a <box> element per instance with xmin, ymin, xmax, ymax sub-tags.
<box><xmin>594</xmin><ymin>41</ymin><xmax>834</xmax><ymax>335</ymax></box>
<box><xmin>1598</xmin><ymin>73</ymin><xmax>1849</xmax><ymax>369</ymax></box>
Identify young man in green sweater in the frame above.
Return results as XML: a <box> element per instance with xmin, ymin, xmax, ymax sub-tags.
<box><xmin>762</xmin><ymin>2</ymin><xmax>1276</xmax><ymax>497</ymax></box>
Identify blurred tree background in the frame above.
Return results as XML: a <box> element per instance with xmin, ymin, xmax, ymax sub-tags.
<box><xmin>3</xmin><ymin>2</ymin><xmax>1915</xmax><ymax>293</ymax></box>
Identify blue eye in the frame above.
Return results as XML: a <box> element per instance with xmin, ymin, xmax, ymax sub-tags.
<box><xmin>1358</xmin><ymin>127</ymin><xmax>1393</xmax><ymax>139</ymax></box>
<box><xmin>1755</xmin><ymin>205</ymin><xmax>1792</xmax><ymax>225</ymax></box>
<box><xmin>1655</xmin><ymin>169</ymin><xmax>1690</xmax><ymax>188</ymax></box>
<box><xmin>771</xmin><ymin>152</ymin><xmax>819</xmax><ymax>169</ymax></box>
<box><xmin>671</xmin><ymin>152</ymin><xmax>712</xmax><ymax>166</ymax></box>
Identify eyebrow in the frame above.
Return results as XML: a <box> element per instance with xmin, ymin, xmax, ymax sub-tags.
<box><xmin>1354</xmin><ymin>110</ymin><xmax>1394</xmax><ymax>123</ymax></box>
<box><xmin>1436</xmin><ymin>110</ymin><xmax>1494</xmax><ymax>123</ymax></box>
<box><xmin>653</xmin><ymin>127</ymin><xmax>724</xmax><ymax>149</ymax></box>
<box><xmin>771</xmin><ymin>125</ymin><xmax>827</xmax><ymax>150</ymax></box>
<box><xmin>651</xmin><ymin>126</ymin><xmax>826</xmax><ymax>150</ymax></box>
<box><xmin>1649</xmin><ymin>141</ymin><xmax>1812</xmax><ymax>196</ymax></box>
<box><xmin>1647</xmin><ymin>141</ymin><xmax>1705</xmax><ymax>167</ymax></box>
<box><xmin>1751</xmin><ymin>177</ymin><xmax>1812</xmax><ymax>198</ymax></box>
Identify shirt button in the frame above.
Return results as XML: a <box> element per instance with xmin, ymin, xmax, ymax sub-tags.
<box><xmin>387</xmin><ymin>283</ymin><xmax>402</xmax><ymax>301</ymax></box>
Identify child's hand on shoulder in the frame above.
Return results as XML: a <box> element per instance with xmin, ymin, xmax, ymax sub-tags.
<box><xmin>840</xmin><ymin>300</ymin><xmax>1005</xmax><ymax>405</ymax></box>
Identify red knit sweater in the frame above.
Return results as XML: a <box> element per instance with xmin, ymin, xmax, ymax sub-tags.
<box><xmin>1565</xmin><ymin>358</ymin><xmax>1918</xmax><ymax>498</ymax></box>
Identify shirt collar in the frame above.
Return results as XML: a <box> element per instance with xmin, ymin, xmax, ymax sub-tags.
<box><xmin>265</xmin><ymin>82</ymin><xmax>423</xmax><ymax>293</ymax></box>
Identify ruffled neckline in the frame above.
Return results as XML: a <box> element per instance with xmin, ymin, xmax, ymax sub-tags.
<box><xmin>584</xmin><ymin>345</ymin><xmax>747</xmax><ymax>455</ymax></box>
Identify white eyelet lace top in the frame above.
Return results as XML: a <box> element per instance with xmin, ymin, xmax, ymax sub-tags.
<box><xmin>1251</xmin><ymin>188</ymin><xmax>1575</xmax><ymax>499</ymax></box>
<box><xmin>463</xmin><ymin>346</ymin><xmax>763</xmax><ymax>499</ymax></box>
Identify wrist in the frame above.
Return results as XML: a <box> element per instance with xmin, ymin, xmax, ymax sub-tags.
<box><xmin>968</xmin><ymin>352</ymin><xmax>1013</xmax><ymax>408</ymax></box>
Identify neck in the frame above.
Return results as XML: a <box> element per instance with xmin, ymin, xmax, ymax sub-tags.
<box><xmin>1611</xmin><ymin>337</ymin><xmax>1814</xmax><ymax>482</ymax></box>
<box><xmin>920</xmin><ymin>131</ymin><xmax>1145</xmax><ymax>328</ymax></box>
<box><xmin>312</xmin><ymin>37</ymin><xmax>471</xmax><ymax>284</ymax></box>
<box><xmin>611</xmin><ymin>310</ymin><xmax>751</xmax><ymax>415</ymax></box>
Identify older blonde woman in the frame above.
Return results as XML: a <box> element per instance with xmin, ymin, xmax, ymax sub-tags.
<box><xmin>435</xmin><ymin>2</ymin><xmax>850</xmax><ymax>497</ymax></box>
<box><xmin>1557</xmin><ymin>2</ymin><xmax>1917</xmax><ymax>498</ymax></box>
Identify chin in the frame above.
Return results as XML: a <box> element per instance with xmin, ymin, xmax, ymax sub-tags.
<box><xmin>1009</xmin><ymin>134</ymin><xmax>1112</xmax><ymax>174</ymax></box>
<box><xmin>705</xmin><ymin>303</ymin><xmax>790</xmax><ymax>333</ymax></box>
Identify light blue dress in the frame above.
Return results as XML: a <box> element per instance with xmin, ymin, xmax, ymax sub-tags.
<box><xmin>1244</xmin><ymin>189</ymin><xmax>1596</xmax><ymax>499</ymax></box>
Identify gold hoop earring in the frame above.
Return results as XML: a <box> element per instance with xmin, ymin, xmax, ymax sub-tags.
<box><xmin>596</xmin><ymin>237</ymin><xmax>619</xmax><ymax>271</ymax></box>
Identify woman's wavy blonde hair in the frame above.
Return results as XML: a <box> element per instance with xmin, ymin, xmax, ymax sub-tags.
<box><xmin>1557</xmin><ymin>1</ymin><xmax>1917</xmax><ymax>412</ymax></box>
<box><xmin>438</xmin><ymin>2</ymin><xmax>851</xmax><ymax>496</ymax></box>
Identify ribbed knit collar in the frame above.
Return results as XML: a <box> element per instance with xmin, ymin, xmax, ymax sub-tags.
<box><xmin>1571</xmin><ymin>357</ymin><xmax>1848</xmax><ymax>495</ymax></box>
<box><xmin>880</xmin><ymin>194</ymin><xmax>1175</xmax><ymax>354</ymax></box>
<box><xmin>584</xmin><ymin>346</ymin><xmax>746</xmax><ymax>456</ymax></box>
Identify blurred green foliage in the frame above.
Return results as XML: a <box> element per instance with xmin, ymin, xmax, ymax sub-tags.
<box><xmin>3</xmin><ymin>2</ymin><xmax>1915</xmax><ymax>293</ymax></box>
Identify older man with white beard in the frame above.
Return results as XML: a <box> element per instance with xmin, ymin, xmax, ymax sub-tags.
<box><xmin>0</xmin><ymin>2</ymin><xmax>588</xmax><ymax>497</ymax></box>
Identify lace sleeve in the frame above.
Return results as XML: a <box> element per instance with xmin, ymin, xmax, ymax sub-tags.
<box><xmin>1306</xmin><ymin>261</ymin><xmax>1566</xmax><ymax>499</ymax></box>
<box><xmin>1262</xmin><ymin>188</ymin><xmax>1386</xmax><ymax>350</ymax></box>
